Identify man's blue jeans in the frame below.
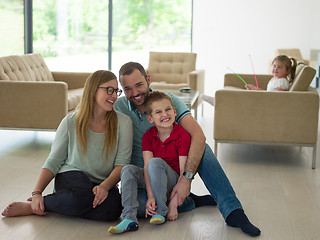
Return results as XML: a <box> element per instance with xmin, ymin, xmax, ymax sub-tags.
<box><xmin>197</xmin><ymin>144</ymin><xmax>242</xmax><ymax>219</ymax></box>
<box><xmin>120</xmin><ymin>143</ymin><xmax>242</xmax><ymax>222</ymax></box>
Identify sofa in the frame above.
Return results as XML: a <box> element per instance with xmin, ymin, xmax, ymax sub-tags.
<box><xmin>214</xmin><ymin>62</ymin><xmax>319</xmax><ymax>169</ymax></box>
<box><xmin>0</xmin><ymin>53</ymin><xmax>91</xmax><ymax>130</ymax></box>
<box><xmin>146</xmin><ymin>51</ymin><xmax>205</xmax><ymax>117</ymax></box>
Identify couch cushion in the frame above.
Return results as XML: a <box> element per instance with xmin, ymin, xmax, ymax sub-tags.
<box><xmin>0</xmin><ymin>55</ymin><xmax>32</xmax><ymax>81</ymax></box>
<box><xmin>0</xmin><ymin>53</ymin><xmax>54</xmax><ymax>82</ymax></box>
<box><xmin>68</xmin><ymin>88</ymin><xmax>83</xmax><ymax>111</ymax></box>
<box><xmin>289</xmin><ymin>63</ymin><xmax>316</xmax><ymax>91</ymax></box>
<box><xmin>150</xmin><ymin>82</ymin><xmax>188</xmax><ymax>90</ymax></box>
<box><xmin>21</xmin><ymin>53</ymin><xmax>54</xmax><ymax>81</ymax></box>
<box><xmin>147</xmin><ymin>52</ymin><xmax>196</xmax><ymax>84</ymax></box>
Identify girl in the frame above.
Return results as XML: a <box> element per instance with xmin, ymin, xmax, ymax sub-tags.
<box><xmin>2</xmin><ymin>70</ymin><xmax>133</xmax><ymax>221</ymax></box>
<box><xmin>246</xmin><ymin>55</ymin><xmax>297</xmax><ymax>91</ymax></box>
<box><xmin>201</xmin><ymin>55</ymin><xmax>298</xmax><ymax>106</ymax></box>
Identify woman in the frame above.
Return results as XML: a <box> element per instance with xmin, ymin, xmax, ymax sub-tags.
<box><xmin>2</xmin><ymin>70</ymin><xmax>133</xmax><ymax>221</ymax></box>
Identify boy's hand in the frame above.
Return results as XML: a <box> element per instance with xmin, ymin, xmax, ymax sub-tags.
<box><xmin>145</xmin><ymin>197</ymin><xmax>157</xmax><ymax>217</ymax></box>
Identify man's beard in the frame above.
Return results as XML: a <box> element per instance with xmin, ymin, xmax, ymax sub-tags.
<box><xmin>130</xmin><ymin>88</ymin><xmax>150</xmax><ymax>107</ymax></box>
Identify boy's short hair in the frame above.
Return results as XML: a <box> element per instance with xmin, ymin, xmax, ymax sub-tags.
<box><xmin>144</xmin><ymin>91</ymin><xmax>174</xmax><ymax>115</ymax></box>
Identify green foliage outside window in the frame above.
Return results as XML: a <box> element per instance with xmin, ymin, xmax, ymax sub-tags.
<box><xmin>1</xmin><ymin>0</ymin><xmax>191</xmax><ymax>58</ymax></box>
<box><xmin>33</xmin><ymin>0</ymin><xmax>191</xmax><ymax>58</ymax></box>
<box><xmin>113</xmin><ymin>0</ymin><xmax>191</xmax><ymax>51</ymax></box>
<box><xmin>0</xmin><ymin>0</ymin><xmax>24</xmax><ymax>55</ymax></box>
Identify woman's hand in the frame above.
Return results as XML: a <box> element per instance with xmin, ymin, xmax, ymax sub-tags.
<box><xmin>145</xmin><ymin>197</ymin><xmax>157</xmax><ymax>217</ymax></box>
<box><xmin>92</xmin><ymin>185</ymin><xmax>109</xmax><ymax>208</ymax></box>
<box><xmin>31</xmin><ymin>195</ymin><xmax>47</xmax><ymax>215</ymax></box>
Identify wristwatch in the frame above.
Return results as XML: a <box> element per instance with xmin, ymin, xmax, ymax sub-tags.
<box><xmin>183</xmin><ymin>171</ymin><xmax>195</xmax><ymax>180</ymax></box>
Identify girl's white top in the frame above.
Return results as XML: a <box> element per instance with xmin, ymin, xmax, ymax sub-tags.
<box><xmin>266</xmin><ymin>77</ymin><xmax>290</xmax><ymax>91</ymax></box>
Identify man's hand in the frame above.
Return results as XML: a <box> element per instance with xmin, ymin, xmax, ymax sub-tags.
<box><xmin>170</xmin><ymin>176</ymin><xmax>191</xmax><ymax>206</ymax></box>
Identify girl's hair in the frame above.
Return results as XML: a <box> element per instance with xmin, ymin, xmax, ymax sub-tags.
<box><xmin>272</xmin><ymin>55</ymin><xmax>297</xmax><ymax>83</ymax></box>
<box><xmin>76</xmin><ymin>70</ymin><xmax>118</xmax><ymax>158</ymax></box>
<box><xmin>144</xmin><ymin>91</ymin><xmax>174</xmax><ymax>116</ymax></box>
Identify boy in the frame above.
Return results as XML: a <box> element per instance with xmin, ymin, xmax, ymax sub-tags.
<box><xmin>108</xmin><ymin>91</ymin><xmax>192</xmax><ymax>233</ymax></box>
<box><xmin>143</xmin><ymin>91</ymin><xmax>191</xmax><ymax>224</ymax></box>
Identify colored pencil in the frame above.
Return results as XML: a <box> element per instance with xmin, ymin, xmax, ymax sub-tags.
<box><xmin>249</xmin><ymin>54</ymin><xmax>259</xmax><ymax>88</ymax></box>
<box><xmin>227</xmin><ymin>67</ymin><xmax>248</xmax><ymax>85</ymax></box>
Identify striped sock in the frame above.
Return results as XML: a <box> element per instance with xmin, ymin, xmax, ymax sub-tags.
<box><xmin>108</xmin><ymin>219</ymin><xmax>139</xmax><ymax>234</ymax></box>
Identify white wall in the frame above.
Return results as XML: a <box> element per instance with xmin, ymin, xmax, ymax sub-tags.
<box><xmin>193</xmin><ymin>0</ymin><xmax>320</xmax><ymax>93</ymax></box>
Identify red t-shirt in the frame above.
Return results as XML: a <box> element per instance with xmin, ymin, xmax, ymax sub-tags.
<box><xmin>142</xmin><ymin>123</ymin><xmax>191</xmax><ymax>174</ymax></box>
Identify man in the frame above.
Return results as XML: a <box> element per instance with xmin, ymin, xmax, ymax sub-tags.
<box><xmin>113</xmin><ymin>62</ymin><xmax>260</xmax><ymax>237</ymax></box>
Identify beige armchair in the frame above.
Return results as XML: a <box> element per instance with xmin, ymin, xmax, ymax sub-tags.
<box><xmin>146</xmin><ymin>51</ymin><xmax>205</xmax><ymax>115</ymax></box>
<box><xmin>0</xmin><ymin>53</ymin><xmax>90</xmax><ymax>130</ymax></box>
<box><xmin>275</xmin><ymin>48</ymin><xmax>309</xmax><ymax>65</ymax></box>
<box><xmin>214</xmin><ymin>63</ymin><xmax>319</xmax><ymax>169</ymax></box>
<box><xmin>268</xmin><ymin>48</ymin><xmax>310</xmax><ymax>73</ymax></box>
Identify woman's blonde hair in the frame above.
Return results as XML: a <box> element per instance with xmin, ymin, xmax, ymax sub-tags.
<box><xmin>76</xmin><ymin>70</ymin><xmax>118</xmax><ymax>158</ymax></box>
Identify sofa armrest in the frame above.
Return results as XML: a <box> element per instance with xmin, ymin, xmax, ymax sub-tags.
<box><xmin>0</xmin><ymin>81</ymin><xmax>68</xmax><ymax>130</ymax></box>
<box><xmin>224</xmin><ymin>74</ymin><xmax>272</xmax><ymax>90</ymax></box>
<box><xmin>214</xmin><ymin>89</ymin><xmax>319</xmax><ymax>144</ymax></box>
<box><xmin>52</xmin><ymin>71</ymin><xmax>91</xmax><ymax>90</ymax></box>
<box><xmin>188</xmin><ymin>69</ymin><xmax>205</xmax><ymax>94</ymax></box>
<box><xmin>303</xmin><ymin>59</ymin><xmax>310</xmax><ymax>65</ymax></box>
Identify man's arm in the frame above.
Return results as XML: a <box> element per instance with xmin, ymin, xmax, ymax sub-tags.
<box><xmin>170</xmin><ymin>113</ymin><xmax>206</xmax><ymax>205</ymax></box>
<box><xmin>179</xmin><ymin>114</ymin><xmax>206</xmax><ymax>173</ymax></box>
<box><xmin>178</xmin><ymin>155</ymin><xmax>187</xmax><ymax>180</ymax></box>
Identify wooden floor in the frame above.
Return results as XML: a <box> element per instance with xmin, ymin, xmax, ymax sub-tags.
<box><xmin>1</xmin><ymin>103</ymin><xmax>320</xmax><ymax>240</ymax></box>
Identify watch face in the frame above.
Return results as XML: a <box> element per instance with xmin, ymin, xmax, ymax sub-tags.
<box><xmin>183</xmin><ymin>171</ymin><xmax>194</xmax><ymax>179</ymax></box>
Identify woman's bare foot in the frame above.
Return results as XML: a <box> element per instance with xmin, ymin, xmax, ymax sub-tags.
<box><xmin>2</xmin><ymin>202</ymin><xmax>34</xmax><ymax>217</ymax></box>
<box><xmin>166</xmin><ymin>200</ymin><xmax>178</xmax><ymax>221</ymax></box>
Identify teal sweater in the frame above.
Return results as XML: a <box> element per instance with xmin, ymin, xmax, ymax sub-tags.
<box><xmin>43</xmin><ymin>111</ymin><xmax>133</xmax><ymax>184</ymax></box>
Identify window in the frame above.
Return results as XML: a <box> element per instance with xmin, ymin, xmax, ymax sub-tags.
<box><xmin>30</xmin><ymin>0</ymin><xmax>192</xmax><ymax>72</ymax></box>
<box><xmin>0</xmin><ymin>0</ymin><xmax>24</xmax><ymax>55</ymax></box>
<box><xmin>33</xmin><ymin>0</ymin><xmax>109</xmax><ymax>72</ymax></box>
<box><xmin>112</xmin><ymin>0</ymin><xmax>192</xmax><ymax>72</ymax></box>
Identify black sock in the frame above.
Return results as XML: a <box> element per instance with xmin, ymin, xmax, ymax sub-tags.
<box><xmin>226</xmin><ymin>209</ymin><xmax>261</xmax><ymax>237</ymax></box>
<box><xmin>189</xmin><ymin>192</ymin><xmax>217</xmax><ymax>207</ymax></box>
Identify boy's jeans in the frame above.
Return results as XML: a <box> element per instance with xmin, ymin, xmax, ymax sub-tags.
<box><xmin>120</xmin><ymin>144</ymin><xmax>242</xmax><ymax>223</ymax></box>
<box><xmin>120</xmin><ymin>164</ymin><xmax>194</xmax><ymax>223</ymax></box>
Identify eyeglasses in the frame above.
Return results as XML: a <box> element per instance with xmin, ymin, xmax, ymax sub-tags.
<box><xmin>98</xmin><ymin>87</ymin><xmax>122</xmax><ymax>96</ymax></box>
